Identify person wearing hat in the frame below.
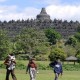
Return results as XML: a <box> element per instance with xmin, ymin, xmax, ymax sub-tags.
<box><xmin>49</xmin><ymin>57</ymin><xmax>63</xmax><ymax>80</ymax></box>
<box><xmin>26</xmin><ymin>58</ymin><xmax>37</xmax><ymax>80</ymax></box>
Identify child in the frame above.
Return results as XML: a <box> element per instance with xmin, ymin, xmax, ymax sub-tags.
<box><xmin>49</xmin><ymin>58</ymin><xmax>63</xmax><ymax>80</ymax></box>
<box><xmin>26</xmin><ymin>58</ymin><xmax>37</xmax><ymax>80</ymax></box>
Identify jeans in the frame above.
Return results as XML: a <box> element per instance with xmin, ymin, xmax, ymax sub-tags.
<box><xmin>6</xmin><ymin>69</ymin><xmax>17</xmax><ymax>80</ymax></box>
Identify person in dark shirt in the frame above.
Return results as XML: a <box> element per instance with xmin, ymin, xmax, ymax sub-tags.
<box><xmin>26</xmin><ymin>58</ymin><xmax>37</xmax><ymax>80</ymax></box>
<box><xmin>49</xmin><ymin>58</ymin><xmax>63</xmax><ymax>80</ymax></box>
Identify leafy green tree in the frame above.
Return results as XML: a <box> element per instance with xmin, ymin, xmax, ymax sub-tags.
<box><xmin>14</xmin><ymin>28</ymin><xmax>50</xmax><ymax>58</ymax></box>
<box><xmin>65</xmin><ymin>37</ymin><xmax>77</xmax><ymax>47</ymax></box>
<box><xmin>0</xmin><ymin>30</ymin><xmax>11</xmax><ymax>59</ymax></box>
<box><xmin>49</xmin><ymin>48</ymin><xmax>66</xmax><ymax>61</ymax></box>
<box><xmin>74</xmin><ymin>32</ymin><xmax>80</xmax><ymax>42</ymax></box>
<box><xmin>64</xmin><ymin>34</ymin><xmax>80</xmax><ymax>57</ymax></box>
<box><xmin>63</xmin><ymin>45</ymin><xmax>76</xmax><ymax>57</ymax></box>
<box><xmin>76</xmin><ymin>50</ymin><xmax>80</xmax><ymax>60</ymax></box>
<box><xmin>45</xmin><ymin>28</ymin><xmax>61</xmax><ymax>45</ymax></box>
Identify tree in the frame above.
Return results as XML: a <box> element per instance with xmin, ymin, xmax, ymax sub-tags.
<box><xmin>74</xmin><ymin>32</ymin><xmax>80</xmax><ymax>42</ymax></box>
<box><xmin>45</xmin><ymin>28</ymin><xmax>61</xmax><ymax>45</ymax></box>
<box><xmin>49</xmin><ymin>48</ymin><xmax>66</xmax><ymax>61</ymax></box>
<box><xmin>0</xmin><ymin>29</ymin><xmax>11</xmax><ymax>59</ymax></box>
<box><xmin>65</xmin><ymin>37</ymin><xmax>77</xmax><ymax>47</ymax></box>
<box><xmin>14</xmin><ymin>28</ymin><xmax>50</xmax><ymax>58</ymax></box>
<box><xmin>76</xmin><ymin>50</ymin><xmax>80</xmax><ymax>59</ymax></box>
<box><xmin>63</xmin><ymin>45</ymin><xmax>76</xmax><ymax>57</ymax></box>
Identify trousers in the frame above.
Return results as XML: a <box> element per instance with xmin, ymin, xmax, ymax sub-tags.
<box><xmin>6</xmin><ymin>69</ymin><xmax>17</xmax><ymax>80</ymax></box>
<box><xmin>29</xmin><ymin>68</ymin><xmax>36</xmax><ymax>80</ymax></box>
<box><xmin>54</xmin><ymin>73</ymin><xmax>59</xmax><ymax>80</ymax></box>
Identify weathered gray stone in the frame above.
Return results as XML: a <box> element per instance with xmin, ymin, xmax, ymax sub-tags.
<box><xmin>0</xmin><ymin>7</ymin><xmax>80</xmax><ymax>38</ymax></box>
<box><xmin>36</xmin><ymin>8</ymin><xmax>50</xmax><ymax>21</ymax></box>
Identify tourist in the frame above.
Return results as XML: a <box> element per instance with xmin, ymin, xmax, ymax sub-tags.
<box><xmin>49</xmin><ymin>57</ymin><xmax>63</xmax><ymax>80</ymax></box>
<box><xmin>4</xmin><ymin>53</ymin><xmax>17</xmax><ymax>80</ymax></box>
<box><xmin>26</xmin><ymin>58</ymin><xmax>37</xmax><ymax>80</ymax></box>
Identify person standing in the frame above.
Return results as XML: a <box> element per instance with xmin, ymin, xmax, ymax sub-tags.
<box><xmin>4</xmin><ymin>53</ymin><xmax>17</xmax><ymax>80</ymax></box>
<box><xmin>49</xmin><ymin>57</ymin><xmax>63</xmax><ymax>80</ymax></box>
<box><xmin>26</xmin><ymin>58</ymin><xmax>37</xmax><ymax>80</ymax></box>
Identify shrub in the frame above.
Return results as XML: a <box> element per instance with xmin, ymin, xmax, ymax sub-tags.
<box><xmin>63</xmin><ymin>64</ymin><xmax>80</xmax><ymax>71</ymax></box>
<box><xmin>49</xmin><ymin>48</ymin><xmax>66</xmax><ymax>61</ymax></box>
<box><xmin>37</xmin><ymin>63</ymin><xmax>50</xmax><ymax>70</ymax></box>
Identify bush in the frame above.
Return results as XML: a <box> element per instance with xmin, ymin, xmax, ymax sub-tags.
<box><xmin>0</xmin><ymin>61</ymin><xmax>26</xmax><ymax>69</ymax></box>
<box><xmin>49</xmin><ymin>48</ymin><xmax>66</xmax><ymax>61</ymax></box>
<box><xmin>16</xmin><ymin>54</ymin><xmax>29</xmax><ymax>60</ymax></box>
<box><xmin>37</xmin><ymin>63</ymin><xmax>50</xmax><ymax>70</ymax></box>
<box><xmin>63</xmin><ymin>64</ymin><xmax>80</xmax><ymax>71</ymax></box>
<box><xmin>16</xmin><ymin>61</ymin><xmax>26</xmax><ymax>69</ymax></box>
<box><xmin>0</xmin><ymin>61</ymin><xmax>80</xmax><ymax>71</ymax></box>
<box><xmin>0</xmin><ymin>64</ymin><xmax>5</xmax><ymax>68</ymax></box>
<box><xmin>35</xmin><ymin>55</ymin><xmax>48</xmax><ymax>61</ymax></box>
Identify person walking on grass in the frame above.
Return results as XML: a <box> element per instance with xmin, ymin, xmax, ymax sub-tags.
<box><xmin>4</xmin><ymin>53</ymin><xmax>17</xmax><ymax>80</ymax></box>
<box><xmin>49</xmin><ymin>57</ymin><xmax>63</xmax><ymax>80</ymax></box>
<box><xmin>26</xmin><ymin>58</ymin><xmax>37</xmax><ymax>80</ymax></box>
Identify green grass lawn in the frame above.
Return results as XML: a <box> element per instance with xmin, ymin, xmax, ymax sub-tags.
<box><xmin>0</xmin><ymin>60</ymin><xmax>80</xmax><ymax>80</ymax></box>
<box><xmin>0</xmin><ymin>69</ymin><xmax>80</xmax><ymax>80</ymax></box>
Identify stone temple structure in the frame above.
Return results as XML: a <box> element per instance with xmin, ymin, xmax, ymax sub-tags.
<box><xmin>36</xmin><ymin>8</ymin><xmax>50</xmax><ymax>21</ymax></box>
<box><xmin>0</xmin><ymin>7</ymin><xmax>79</xmax><ymax>38</ymax></box>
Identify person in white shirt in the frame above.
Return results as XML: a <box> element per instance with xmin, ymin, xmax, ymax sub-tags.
<box><xmin>4</xmin><ymin>53</ymin><xmax>17</xmax><ymax>80</ymax></box>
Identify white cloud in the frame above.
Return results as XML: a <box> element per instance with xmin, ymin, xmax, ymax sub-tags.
<box><xmin>46</xmin><ymin>5</ymin><xmax>80</xmax><ymax>21</ymax></box>
<box><xmin>22</xmin><ymin>7</ymin><xmax>40</xmax><ymax>19</ymax></box>
<box><xmin>0</xmin><ymin>5</ymin><xmax>17</xmax><ymax>13</ymax></box>
<box><xmin>0</xmin><ymin>6</ymin><xmax>40</xmax><ymax>21</ymax></box>
<box><xmin>0</xmin><ymin>5</ymin><xmax>18</xmax><ymax>21</ymax></box>
<box><xmin>0</xmin><ymin>4</ymin><xmax>80</xmax><ymax>22</ymax></box>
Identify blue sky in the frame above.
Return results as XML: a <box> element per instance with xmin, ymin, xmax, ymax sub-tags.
<box><xmin>0</xmin><ymin>0</ymin><xmax>80</xmax><ymax>21</ymax></box>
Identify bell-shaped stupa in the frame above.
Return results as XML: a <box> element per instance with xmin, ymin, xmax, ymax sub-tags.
<box><xmin>36</xmin><ymin>8</ymin><xmax>50</xmax><ymax>21</ymax></box>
